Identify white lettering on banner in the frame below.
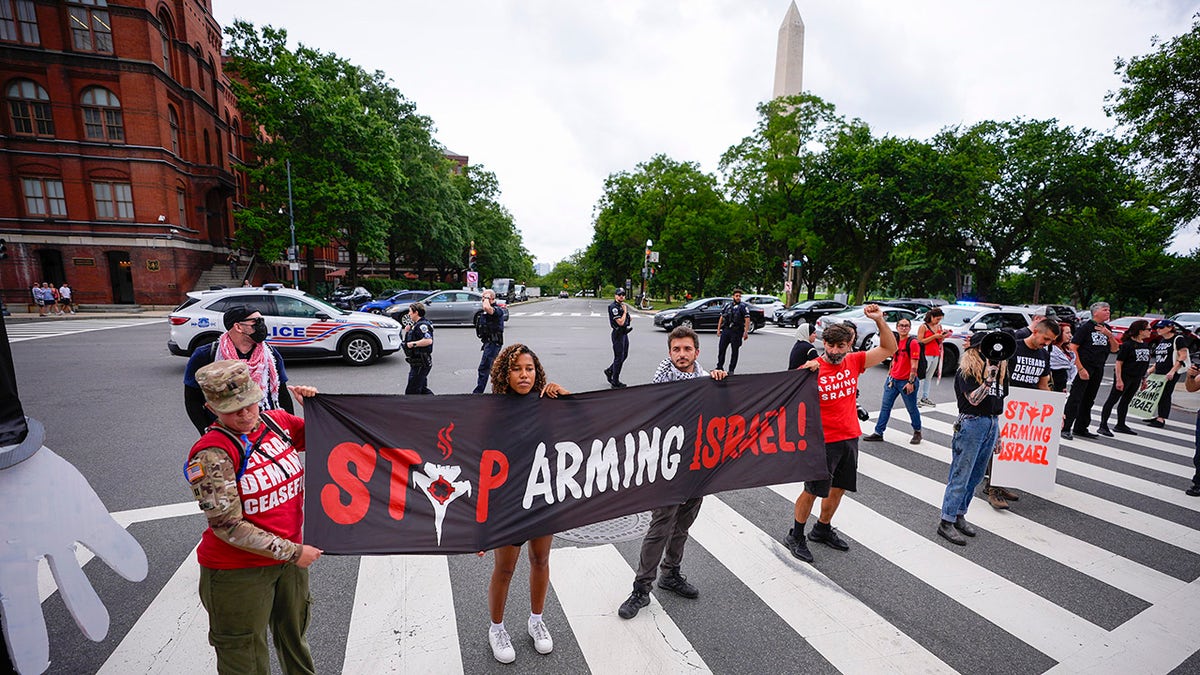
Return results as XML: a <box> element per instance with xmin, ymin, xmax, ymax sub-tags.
<box><xmin>1128</xmin><ymin>374</ymin><xmax>1167</xmax><ymax>420</ymax></box>
<box><xmin>523</xmin><ymin>426</ymin><xmax>686</xmax><ymax>509</ymax></box>
<box><xmin>991</xmin><ymin>388</ymin><xmax>1066</xmax><ymax>493</ymax></box>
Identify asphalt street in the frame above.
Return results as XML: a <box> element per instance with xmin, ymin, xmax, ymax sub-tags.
<box><xmin>6</xmin><ymin>296</ymin><xmax>1200</xmax><ymax>674</ymax></box>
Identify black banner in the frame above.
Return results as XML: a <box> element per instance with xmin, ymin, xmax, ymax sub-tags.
<box><xmin>303</xmin><ymin>370</ymin><xmax>827</xmax><ymax>554</ymax></box>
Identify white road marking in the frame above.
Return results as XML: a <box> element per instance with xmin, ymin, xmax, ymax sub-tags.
<box><xmin>5</xmin><ymin>318</ymin><xmax>162</xmax><ymax>343</ymax></box>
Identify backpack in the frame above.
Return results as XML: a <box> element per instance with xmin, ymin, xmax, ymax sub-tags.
<box><xmin>207</xmin><ymin>412</ymin><xmax>293</xmax><ymax>482</ymax></box>
<box><xmin>915</xmin><ymin>327</ymin><xmax>930</xmax><ymax>379</ymax></box>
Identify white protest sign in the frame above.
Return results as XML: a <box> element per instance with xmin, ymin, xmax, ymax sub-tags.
<box><xmin>990</xmin><ymin>387</ymin><xmax>1066</xmax><ymax>494</ymax></box>
<box><xmin>1127</xmin><ymin>374</ymin><xmax>1167</xmax><ymax>420</ymax></box>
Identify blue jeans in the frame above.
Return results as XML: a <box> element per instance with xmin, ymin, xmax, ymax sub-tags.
<box><xmin>473</xmin><ymin>342</ymin><xmax>502</xmax><ymax>394</ymax></box>
<box><xmin>918</xmin><ymin>355</ymin><xmax>939</xmax><ymax>399</ymax></box>
<box><xmin>875</xmin><ymin>377</ymin><xmax>921</xmax><ymax>435</ymax></box>
<box><xmin>941</xmin><ymin>414</ymin><xmax>998</xmax><ymax>522</ymax></box>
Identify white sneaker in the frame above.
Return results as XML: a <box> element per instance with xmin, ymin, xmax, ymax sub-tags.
<box><xmin>919</xmin><ymin>398</ymin><xmax>936</xmax><ymax>408</ymax></box>
<box><xmin>489</xmin><ymin>626</ymin><xmax>516</xmax><ymax>663</ymax></box>
<box><xmin>527</xmin><ymin>617</ymin><xmax>553</xmax><ymax>655</ymax></box>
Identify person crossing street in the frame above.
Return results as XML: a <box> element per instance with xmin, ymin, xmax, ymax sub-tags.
<box><xmin>604</xmin><ymin>288</ymin><xmax>631</xmax><ymax>388</ymax></box>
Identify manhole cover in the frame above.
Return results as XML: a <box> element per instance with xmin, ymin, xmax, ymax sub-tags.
<box><xmin>556</xmin><ymin>512</ymin><xmax>651</xmax><ymax>545</ymax></box>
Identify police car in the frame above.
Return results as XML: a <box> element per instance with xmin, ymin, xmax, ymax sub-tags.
<box><xmin>167</xmin><ymin>284</ymin><xmax>404</xmax><ymax>366</ymax></box>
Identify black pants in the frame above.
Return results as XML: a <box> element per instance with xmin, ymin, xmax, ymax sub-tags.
<box><xmin>1158</xmin><ymin>372</ymin><xmax>1180</xmax><ymax>419</ymax></box>
<box><xmin>716</xmin><ymin>330</ymin><xmax>743</xmax><ymax>373</ymax></box>
<box><xmin>406</xmin><ymin>357</ymin><xmax>432</xmax><ymax>395</ymax></box>
<box><xmin>634</xmin><ymin>497</ymin><xmax>703</xmax><ymax>587</ymax></box>
<box><xmin>1099</xmin><ymin>374</ymin><xmax>1141</xmax><ymax>428</ymax></box>
<box><xmin>1050</xmin><ymin>368</ymin><xmax>1070</xmax><ymax>393</ymax></box>
<box><xmin>474</xmin><ymin>342</ymin><xmax>502</xmax><ymax>394</ymax></box>
<box><xmin>610</xmin><ymin>332</ymin><xmax>629</xmax><ymax>383</ymax></box>
<box><xmin>1063</xmin><ymin>362</ymin><xmax>1105</xmax><ymax>432</ymax></box>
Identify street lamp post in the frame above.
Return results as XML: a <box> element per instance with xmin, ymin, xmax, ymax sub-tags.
<box><xmin>286</xmin><ymin>159</ymin><xmax>298</xmax><ymax>289</ymax></box>
<box><xmin>640</xmin><ymin>239</ymin><xmax>652</xmax><ymax>307</ymax></box>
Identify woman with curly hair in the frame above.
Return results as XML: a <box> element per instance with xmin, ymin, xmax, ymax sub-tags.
<box><xmin>483</xmin><ymin>344</ymin><xmax>568</xmax><ymax>664</ymax></box>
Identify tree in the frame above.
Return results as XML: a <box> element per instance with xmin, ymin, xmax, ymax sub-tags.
<box><xmin>1109</xmin><ymin>15</ymin><xmax>1200</xmax><ymax>224</ymax></box>
<box><xmin>455</xmin><ymin>166</ymin><xmax>534</xmax><ymax>282</ymax></box>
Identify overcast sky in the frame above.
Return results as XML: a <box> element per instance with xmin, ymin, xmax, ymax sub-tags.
<box><xmin>213</xmin><ymin>0</ymin><xmax>1200</xmax><ymax>265</ymax></box>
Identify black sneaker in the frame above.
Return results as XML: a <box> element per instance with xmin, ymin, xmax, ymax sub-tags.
<box><xmin>1075</xmin><ymin>429</ymin><xmax>1098</xmax><ymax>439</ymax></box>
<box><xmin>611</xmin><ymin>381</ymin><xmax>628</xmax><ymax>389</ymax></box>
<box><xmin>1097</xmin><ymin>425</ymin><xmax>1114</xmax><ymax>437</ymax></box>
<box><xmin>617</xmin><ymin>584</ymin><xmax>651</xmax><ymax>619</ymax></box>
<box><xmin>603</xmin><ymin>367</ymin><xmax>613</xmax><ymax>384</ymax></box>
<box><xmin>785</xmin><ymin>529</ymin><xmax>814</xmax><ymax>563</ymax></box>
<box><xmin>861</xmin><ymin>433</ymin><xmax>884</xmax><ymax>442</ymax></box>
<box><xmin>953</xmin><ymin>515</ymin><xmax>977</xmax><ymax>537</ymax></box>
<box><xmin>1113</xmin><ymin>425</ymin><xmax>1138</xmax><ymax>435</ymax></box>
<box><xmin>1061</xmin><ymin>429</ymin><xmax>1074</xmax><ymax>441</ymax></box>
<box><xmin>658</xmin><ymin>571</ymin><xmax>699</xmax><ymax>599</ymax></box>
<box><xmin>1146</xmin><ymin>419</ymin><xmax>1166</xmax><ymax>428</ymax></box>
<box><xmin>807</xmin><ymin>524</ymin><xmax>850</xmax><ymax>551</ymax></box>
<box><xmin>1187</xmin><ymin>485</ymin><xmax>1200</xmax><ymax>497</ymax></box>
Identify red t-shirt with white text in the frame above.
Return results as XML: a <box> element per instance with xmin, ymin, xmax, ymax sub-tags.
<box><xmin>889</xmin><ymin>337</ymin><xmax>921</xmax><ymax>380</ymax></box>
<box><xmin>189</xmin><ymin>410</ymin><xmax>306</xmax><ymax>569</ymax></box>
<box><xmin>818</xmin><ymin>351</ymin><xmax>867</xmax><ymax>443</ymax></box>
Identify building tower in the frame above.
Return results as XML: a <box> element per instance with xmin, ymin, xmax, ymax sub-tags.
<box><xmin>773</xmin><ymin>1</ymin><xmax>805</xmax><ymax>98</ymax></box>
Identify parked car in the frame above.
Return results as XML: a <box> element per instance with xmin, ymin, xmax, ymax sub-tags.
<box><xmin>384</xmin><ymin>289</ymin><xmax>507</xmax><ymax>326</ymax></box>
<box><xmin>1109</xmin><ymin>315</ymin><xmax>1154</xmax><ymax>344</ymax></box>
<box><xmin>652</xmin><ymin>297</ymin><xmax>766</xmax><ymax>332</ymax></box>
<box><xmin>1169</xmin><ymin>312</ymin><xmax>1200</xmax><ymax>333</ymax></box>
<box><xmin>814</xmin><ymin>305</ymin><xmax>918</xmax><ymax>352</ymax></box>
<box><xmin>873</xmin><ymin>299</ymin><xmax>940</xmax><ymax>314</ymax></box>
<box><xmin>329</xmin><ymin>285</ymin><xmax>372</xmax><ymax>310</ymax></box>
<box><xmin>359</xmin><ymin>289</ymin><xmax>431</xmax><ymax>314</ymax></box>
<box><xmin>168</xmin><ymin>283</ymin><xmax>403</xmax><ymax>365</ymax></box>
<box><xmin>1022</xmin><ymin>303</ymin><xmax>1079</xmax><ymax>329</ymax></box>
<box><xmin>774</xmin><ymin>299</ymin><xmax>848</xmax><ymax>328</ymax></box>
<box><xmin>936</xmin><ymin>303</ymin><xmax>1037</xmax><ymax>372</ymax></box>
<box><xmin>743</xmin><ymin>294</ymin><xmax>785</xmax><ymax>321</ymax></box>
<box><xmin>558</xmin><ymin>290</ymin><xmax>570</xmax><ymax>299</ymax></box>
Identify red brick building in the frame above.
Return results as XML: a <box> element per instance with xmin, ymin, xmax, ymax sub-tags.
<box><xmin>0</xmin><ymin>0</ymin><xmax>243</xmax><ymax>307</ymax></box>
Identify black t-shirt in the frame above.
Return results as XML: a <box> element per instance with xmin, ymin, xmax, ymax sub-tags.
<box><xmin>1072</xmin><ymin>320</ymin><xmax>1113</xmax><ymax>369</ymax></box>
<box><xmin>1116</xmin><ymin>339</ymin><xmax>1152</xmax><ymax>381</ymax></box>
<box><xmin>608</xmin><ymin>300</ymin><xmax>627</xmax><ymax>332</ymax></box>
<box><xmin>954</xmin><ymin>370</ymin><xmax>1005</xmax><ymax>416</ymax></box>
<box><xmin>721</xmin><ymin>302</ymin><xmax>749</xmax><ymax>333</ymax></box>
<box><xmin>1007</xmin><ymin>339</ymin><xmax>1051</xmax><ymax>389</ymax></box>
<box><xmin>1152</xmin><ymin>335</ymin><xmax>1185</xmax><ymax>375</ymax></box>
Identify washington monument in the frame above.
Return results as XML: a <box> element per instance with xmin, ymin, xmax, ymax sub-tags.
<box><xmin>773</xmin><ymin>1</ymin><xmax>805</xmax><ymax>98</ymax></box>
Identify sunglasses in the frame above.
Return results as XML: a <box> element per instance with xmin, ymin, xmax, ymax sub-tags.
<box><xmin>239</xmin><ymin>317</ymin><xmax>265</xmax><ymax>327</ymax></box>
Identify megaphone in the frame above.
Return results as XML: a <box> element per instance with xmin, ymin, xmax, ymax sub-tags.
<box><xmin>976</xmin><ymin>330</ymin><xmax>1017</xmax><ymax>363</ymax></box>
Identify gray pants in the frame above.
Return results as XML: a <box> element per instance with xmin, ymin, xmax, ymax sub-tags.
<box><xmin>634</xmin><ymin>497</ymin><xmax>703</xmax><ymax>587</ymax></box>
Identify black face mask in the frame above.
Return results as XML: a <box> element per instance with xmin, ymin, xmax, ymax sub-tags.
<box><xmin>243</xmin><ymin>318</ymin><xmax>268</xmax><ymax>343</ymax></box>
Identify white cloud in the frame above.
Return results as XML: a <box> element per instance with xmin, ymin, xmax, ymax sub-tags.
<box><xmin>213</xmin><ymin>0</ymin><xmax>1199</xmax><ymax>264</ymax></box>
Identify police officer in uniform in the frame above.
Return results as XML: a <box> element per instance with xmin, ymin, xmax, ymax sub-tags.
<box><xmin>716</xmin><ymin>288</ymin><xmax>751</xmax><ymax>375</ymax></box>
<box><xmin>404</xmin><ymin>302</ymin><xmax>435</xmax><ymax>395</ymax></box>
<box><xmin>473</xmin><ymin>289</ymin><xmax>506</xmax><ymax>394</ymax></box>
<box><xmin>604</xmin><ymin>288</ymin><xmax>630</xmax><ymax>388</ymax></box>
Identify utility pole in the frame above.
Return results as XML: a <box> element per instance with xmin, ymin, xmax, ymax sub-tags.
<box><xmin>286</xmin><ymin>159</ymin><xmax>298</xmax><ymax>289</ymax></box>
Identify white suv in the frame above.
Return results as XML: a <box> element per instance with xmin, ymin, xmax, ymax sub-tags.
<box><xmin>936</xmin><ymin>302</ymin><xmax>1036</xmax><ymax>371</ymax></box>
<box><xmin>167</xmin><ymin>284</ymin><xmax>404</xmax><ymax>366</ymax></box>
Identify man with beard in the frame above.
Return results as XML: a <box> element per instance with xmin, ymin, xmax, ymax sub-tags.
<box><xmin>786</xmin><ymin>305</ymin><xmax>896</xmax><ymax>563</ymax></box>
<box><xmin>618</xmin><ymin>325</ymin><xmax>726</xmax><ymax>619</ymax></box>
<box><xmin>184</xmin><ymin>305</ymin><xmax>298</xmax><ymax>434</ymax></box>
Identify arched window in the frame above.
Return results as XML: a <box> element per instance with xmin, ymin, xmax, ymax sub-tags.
<box><xmin>232</xmin><ymin>118</ymin><xmax>241</xmax><ymax>159</ymax></box>
<box><xmin>6</xmin><ymin>79</ymin><xmax>53</xmax><ymax>136</ymax></box>
<box><xmin>67</xmin><ymin>0</ymin><xmax>112</xmax><ymax>54</ymax></box>
<box><xmin>168</xmin><ymin>105</ymin><xmax>179</xmax><ymax>155</ymax></box>
<box><xmin>157</xmin><ymin>9</ymin><xmax>174</xmax><ymax>78</ymax></box>
<box><xmin>196</xmin><ymin>43</ymin><xmax>205</xmax><ymax>91</ymax></box>
<box><xmin>0</xmin><ymin>0</ymin><xmax>40</xmax><ymax>45</ymax></box>
<box><xmin>202</xmin><ymin>128</ymin><xmax>210</xmax><ymax>164</ymax></box>
<box><xmin>80</xmin><ymin>86</ymin><xmax>123</xmax><ymax>142</ymax></box>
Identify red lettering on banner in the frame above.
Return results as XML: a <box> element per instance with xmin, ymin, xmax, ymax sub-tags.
<box><xmin>703</xmin><ymin>417</ymin><xmax>725</xmax><ymax>469</ymax></box>
<box><xmin>998</xmin><ymin>441</ymin><xmax>1049</xmax><ymax>465</ymax></box>
<box><xmin>794</xmin><ymin>403</ymin><xmax>807</xmax><ymax>451</ymax></box>
<box><xmin>741</xmin><ymin>414</ymin><xmax>760</xmax><ymax>456</ymax></box>
<box><xmin>759</xmin><ymin>410</ymin><xmax>778</xmax><ymax>454</ymax></box>
<box><xmin>321</xmin><ymin>442</ymin><xmax>377</xmax><ymax>525</ymax></box>
<box><xmin>379</xmin><ymin>447</ymin><xmax>421</xmax><ymax>520</ymax></box>
<box><xmin>775</xmin><ymin>406</ymin><xmax>795</xmax><ymax>452</ymax></box>
<box><xmin>690</xmin><ymin>414</ymin><xmax>704</xmax><ymax>470</ymax></box>
<box><xmin>721</xmin><ymin>415</ymin><xmax>746</xmax><ymax>463</ymax></box>
<box><xmin>477</xmin><ymin>449</ymin><xmax>510</xmax><ymax>522</ymax></box>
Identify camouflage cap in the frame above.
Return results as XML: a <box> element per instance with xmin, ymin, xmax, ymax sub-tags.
<box><xmin>195</xmin><ymin>360</ymin><xmax>263</xmax><ymax>414</ymax></box>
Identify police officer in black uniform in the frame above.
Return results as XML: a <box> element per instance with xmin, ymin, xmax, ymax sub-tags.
<box><xmin>472</xmin><ymin>289</ymin><xmax>506</xmax><ymax>394</ymax></box>
<box><xmin>604</xmin><ymin>288</ymin><xmax>630</xmax><ymax>388</ymax></box>
<box><xmin>403</xmin><ymin>302</ymin><xmax>435</xmax><ymax>395</ymax></box>
<box><xmin>716</xmin><ymin>288</ymin><xmax>751</xmax><ymax>375</ymax></box>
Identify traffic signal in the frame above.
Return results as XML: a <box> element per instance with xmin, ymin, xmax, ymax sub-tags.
<box><xmin>468</xmin><ymin>241</ymin><xmax>477</xmax><ymax>271</ymax></box>
<box><xmin>562</xmin><ymin>277</ymin><xmax>569</xmax><ymax>287</ymax></box>
<box><xmin>0</xmin><ymin>239</ymin><xmax>7</xmax><ymax>260</ymax></box>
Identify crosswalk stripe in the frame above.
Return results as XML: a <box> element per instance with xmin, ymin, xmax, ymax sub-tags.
<box><xmin>570</xmin><ymin>312</ymin><xmax>581</xmax><ymax>316</ymax></box>
<box><xmin>919</xmin><ymin>415</ymin><xmax>1200</xmax><ymax>513</ymax></box>
<box><xmin>856</xmin><ymin>453</ymin><xmax>1185</xmax><ymax>603</ymax></box>
<box><xmin>96</xmin><ymin>546</ymin><xmax>214</xmax><ymax>675</ymax></box>
<box><xmin>551</xmin><ymin>545</ymin><xmax>712</xmax><ymax>673</ymax></box>
<box><xmin>5</xmin><ymin>318</ymin><xmax>161</xmax><ymax>342</ymax></box>
<box><xmin>769</xmin><ymin>484</ymin><xmax>1110</xmax><ymax>661</ymax></box>
<box><xmin>690</xmin><ymin>496</ymin><xmax>955</xmax><ymax>674</ymax></box>
<box><xmin>341</xmin><ymin>555</ymin><xmax>464</xmax><ymax>673</ymax></box>
<box><xmin>882</xmin><ymin>414</ymin><xmax>1200</xmax><ymax>553</ymax></box>
<box><xmin>1064</xmin><ymin>434</ymin><xmax>1191</xmax><ymax>477</ymax></box>
<box><xmin>1129</xmin><ymin>422</ymin><xmax>1195</xmax><ymax>449</ymax></box>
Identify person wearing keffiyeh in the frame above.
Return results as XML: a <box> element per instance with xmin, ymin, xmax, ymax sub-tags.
<box><xmin>183</xmin><ymin>305</ymin><xmax>299</xmax><ymax>434</ymax></box>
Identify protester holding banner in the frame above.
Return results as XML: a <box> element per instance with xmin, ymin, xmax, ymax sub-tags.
<box><xmin>1097</xmin><ymin>319</ymin><xmax>1152</xmax><ymax>436</ymax></box>
<box><xmin>937</xmin><ymin>332</ymin><xmax>1009</xmax><ymax>545</ymax></box>
<box><xmin>184</xmin><ymin>360</ymin><xmax>321</xmax><ymax>675</ymax></box>
<box><xmin>1062</xmin><ymin>302</ymin><xmax>1119</xmax><ymax>440</ymax></box>
<box><xmin>604</xmin><ymin>288</ymin><xmax>631</xmax><ymax>388</ymax></box>
<box><xmin>1146</xmin><ymin>319</ymin><xmax>1189</xmax><ymax>429</ymax></box>
<box><xmin>1185</xmin><ymin>364</ymin><xmax>1200</xmax><ymax>497</ymax></box>
<box><xmin>483</xmin><ymin>344</ymin><xmax>568</xmax><ymax>664</ymax></box>
<box><xmin>862</xmin><ymin>318</ymin><xmax>923</xmax><ymax>445</ymax></box>
<box><xmin>786</xmin><ymin>304</ymin><xmax>896</xmax><ymax>563</ymax></box>
<box><xmin>982</xmin><ymin>320</ymin><xmax>1059</xmax><ymax>510</ymax></box>
<box><xmin>619</xmin><ymin>326</ymin><xmax>727</xmax><ymax>620</ymax></box>
<box><xmin>1049</xmin><ymin>323</ymin><xmax>1077</xmax><ymax>393</ymax></box>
